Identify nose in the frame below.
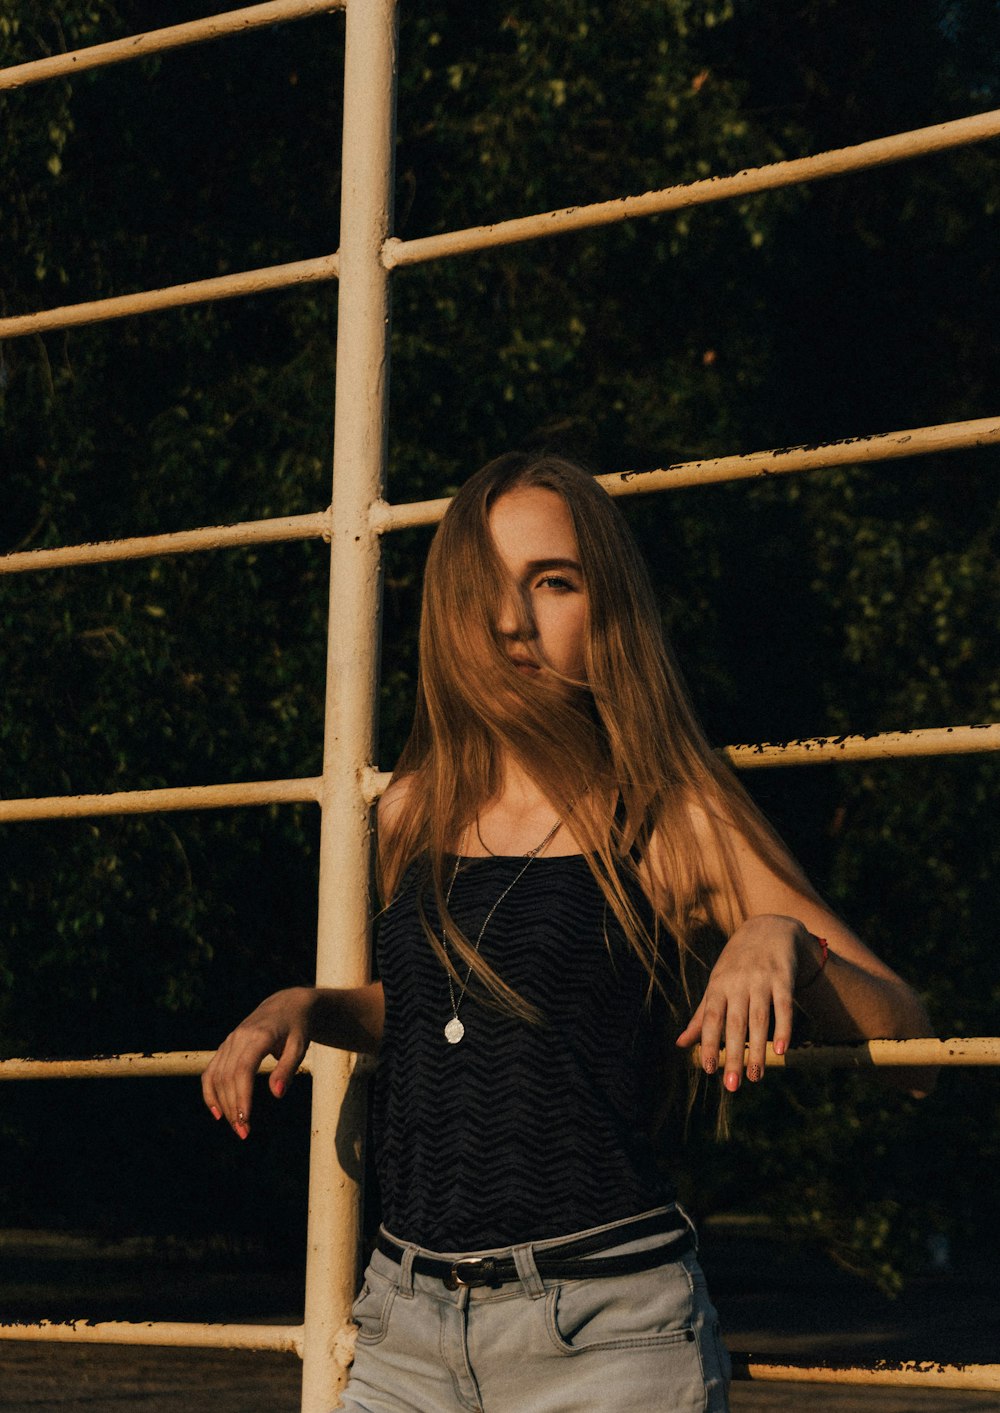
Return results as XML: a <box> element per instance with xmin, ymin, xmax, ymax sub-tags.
<box><xmin>497</xmin><ymin>584</ymin><xmax>532</xmax><ymax>640</ymax></box>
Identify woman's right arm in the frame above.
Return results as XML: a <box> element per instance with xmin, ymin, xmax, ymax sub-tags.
<box><xmin>201</xmin><ymin>981</ymin><xmax>384</xmax><ymax>1139</ymax></box>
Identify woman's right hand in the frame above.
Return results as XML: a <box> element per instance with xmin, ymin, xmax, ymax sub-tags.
<box><xmin>201</xmin><ymin>986</ymin><xmax>316</xmax><ymax>1139</ymax></box>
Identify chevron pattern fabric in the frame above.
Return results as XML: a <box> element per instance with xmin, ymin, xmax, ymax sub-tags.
<box><xmin>374</xmin><ymin>855</ymin><xmax>675</xmax><ymax>1251</ymax></box>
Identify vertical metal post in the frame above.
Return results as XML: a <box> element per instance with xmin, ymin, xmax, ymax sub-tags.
<box><xmin>300</xmin><ymin>1</ymin><xmax>397</xmax><ymax>1409</ymax></box>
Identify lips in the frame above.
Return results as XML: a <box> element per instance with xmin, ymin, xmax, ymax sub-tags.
<box><xmin>508</xmin><ymin>655</ymin><xmax>540</xmax><ymax>673</ymax></box>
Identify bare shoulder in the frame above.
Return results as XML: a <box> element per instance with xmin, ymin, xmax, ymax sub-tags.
<box><xmin>676</xmin><ymin>791</ymin><xmax>800</xmax><ymax>886</ymax></box>
<box><xmin>640</xmin><ymin>792</ymin><xmax>728</xmax><ymax>901</ymax></box>
<box><xmin>651</xmin><ymin>790</ymin><xmax>810</xmax><ymax>915</ymax></box>
<box><xmin>681</xmin><ymin>795</ymin><xmax>725</xmax><ymax>849</ymax></box>
<box><xmin>647</xmin><ymin>792</ymin><xmax>729</xmax><ymax>865</ymax></box>
<box><xmin>378</xmin><ymin>773</ymin><xmax>414</xmax><ymax>830</ymax></box>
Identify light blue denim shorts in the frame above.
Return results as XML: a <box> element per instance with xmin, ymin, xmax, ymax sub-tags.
<box><xmin>339</xmin><ymin>1205</ymin><xmax>731</xmax><ymax>1412</ymax></box>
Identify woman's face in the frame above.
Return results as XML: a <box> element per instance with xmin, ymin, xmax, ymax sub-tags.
<box><xmin>487</xmin><ymin>485</ymin><xmax>588</xmax><ymax>683</ymax></box>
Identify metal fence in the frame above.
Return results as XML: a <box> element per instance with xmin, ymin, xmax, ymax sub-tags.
<box><xmin>1</xmin><ymin>1</ymin><xmax>998</xmax><ymax>1407</ymax></box>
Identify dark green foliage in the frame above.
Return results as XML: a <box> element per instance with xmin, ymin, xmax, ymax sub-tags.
<box><xmin>1</xmin><ymin>0</ymin><xmax>998</xmax><ymax>1281</ymax></box>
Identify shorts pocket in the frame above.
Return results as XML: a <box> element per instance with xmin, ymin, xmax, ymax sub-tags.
<box><xmin>350</xmin><ymin>1269</ymin><xmax>396</xmax><ymax>1346</ymax></box>
<box><xmin>545</xmin><ymin>1263</ymin><xmax>698</xmax><ymax>1355</ymax></box>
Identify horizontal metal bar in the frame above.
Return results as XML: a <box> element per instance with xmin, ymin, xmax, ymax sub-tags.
<box><xmin>0</xmin><ymin>1051</ymin><xmax>292</xmax><ymax>1081</ymax></box>
<box><xmin>383</xmin><ymin>107</ymin><xmax>1000</xmax><ymax>270</ymax></box>
<box><xmin>0</xmin><ymin>751</ymin><xmax>993</xmax><ymax>839</ymax></box>
<box><xmin>0</xmin><ymin>0</ymin><xmax>345</xmax><ymax>92</ymax></box>
<box><xmin>360</xmin><ymin>768</ymin><xmax>391</xmax><ymax>802</ymax></box>
<box><xmin>0</xmin><ymin>1319</ymin><xmax>304</xmax><ymax>1353</ymax></box>
<box><xmin>1</xmin><ymin>1334</ymin><xmax>992</xmax><ymax>1383</ymax></box>
<box><xmin>8</xmin><ymin>106</ymin><xmax>998</xmax><ymax>340</ymax></box>
<box><xmin>606</xmin><ymin>415</ymin><xmax>1000</xmax><ymax>498</ymax></box>
<box><xmin>10</xmin><ymin>413</ymin><xmax>992</xmax><ymax>574</ymax></box>
<box><xmin>724</xmin><ymin>723</ymin><xmax>1000</xmax><ymax>769</ymax></box>
<box><xmin>732</xmin><ymin>1357</ymin><xmax>1000</xmax><ymax>1391</ymax></box>
<box><xmin>2</xmin><ymin>1040</ymin><xmax>990</xmax><ymax>1084</ymax></box>
<box><xmin>370</xmin><ymin>413</ymin><xmax>1000</xmax><ymax>532</ymax></box>
<box><xmin>0</xmin><ymin>254</ymin><xmax>339</xmax><ymax>341</ymax></box>
<box><xmin>693</xmin><ymin>1037</ymin><xmax>1000</xmax><ymax>1071</ymax></box>
<box><xmin>362</xmin><ymin>725</ymin><xmax>1000</xmax><ymax>801</ymax></box>
<box><xmin>0</xmin><ymin>510</ymin><xmax>331</xmax><ymax>575</ymax></box>
<box><xmin>0</xmin><ymin>776</ymin><xmax>322</xmax><ymax>823</ymax></box>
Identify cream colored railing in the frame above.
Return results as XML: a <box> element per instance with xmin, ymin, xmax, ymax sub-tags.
<box><xmin>1</xmin><ymin>2</ymin><xmax>998</xmax><ymax>1405</ymax></box>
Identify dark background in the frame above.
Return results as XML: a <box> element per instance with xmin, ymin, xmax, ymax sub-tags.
<box><xmin>1</xmin><ymin>0</ymin><xmax>998</xmax><ymax>1295</ymax></box>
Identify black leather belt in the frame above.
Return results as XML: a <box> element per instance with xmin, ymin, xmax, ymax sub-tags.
<box><xmin>376</xmin><ymin>1209</ymin><xmax>694</xmax><ymax>1291</ymax></box>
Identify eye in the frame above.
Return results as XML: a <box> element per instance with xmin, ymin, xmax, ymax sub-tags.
<box><xmin>535</xmin><ymin>574</ymin><xmax>577</xmax><ymax>592</ymax></box>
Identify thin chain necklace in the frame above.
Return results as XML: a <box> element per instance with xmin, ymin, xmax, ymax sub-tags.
<box><xmin>443</xmin><ymin>813</ymin><xmax>564</xmax><ymax>1045</ymax></box>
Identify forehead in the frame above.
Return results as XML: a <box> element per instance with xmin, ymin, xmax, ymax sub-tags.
<box><xmin>487</xmin><ymin>486</ymin><xmax>580</xmax><ymax>570</ymax></box>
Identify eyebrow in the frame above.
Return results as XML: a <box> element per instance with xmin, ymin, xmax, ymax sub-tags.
<box><xmin>522</xmin><ymin>558</ymin><xmax>584</xmax><ymax>577</ymax></box>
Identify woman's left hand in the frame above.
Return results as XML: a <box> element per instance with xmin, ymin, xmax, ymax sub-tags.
<box><xmin>675</xmin><ymin>914</ymin><xmax>821</xmax><ymax>1091</ymax></box>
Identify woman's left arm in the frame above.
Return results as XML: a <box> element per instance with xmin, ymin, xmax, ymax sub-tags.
<box><xmin>675</xmin><ymin>819</ymin><xmax>937</xmax><ymax>1097</ymax></box>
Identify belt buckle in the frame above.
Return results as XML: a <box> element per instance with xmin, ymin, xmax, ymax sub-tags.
<box><xmin>443</xmin><ymin>1256</ymin><xmax>500</xmax><ymax>1291</ymax></box>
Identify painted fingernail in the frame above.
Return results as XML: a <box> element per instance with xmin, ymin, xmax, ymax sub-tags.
<box><xmin>234</xmin><ymin>1123</ymin><xmax>249</xmax><ymax>1140</ymax></box>
<box><xmin>725</xmin><ymin>1071</ymin><xmax>740</xmax><ymax>1092</ymax></box>
<box><xmin>272</xmin><ymin>1078</ymin><xmax>285</xmax><ymax>1098</ymax></box>
<box><xmin>773</xmin><ymin>1039</ymin><xmax>786</xmax><ymax>1056</ymax></box>
<box><xmin>747</xmin><ymin>1063</ymin><xmax>763</xmax><ymax>1083</ymax></box>
<box><xmin>209</xmin><ymin>1105</ymin><xmax>222</xmax><ymax>1121</ymax></box>
<box><xmin>703</xmin><ymin>1056</ymin><xmax>718</xmax><ymax>1075</ymax></box>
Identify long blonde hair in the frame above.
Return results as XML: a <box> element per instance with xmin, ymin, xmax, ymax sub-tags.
<box><xmin>380</xmin><ymin>452</ymin><xmax>811</xmax><ymax>1027</ymax></box>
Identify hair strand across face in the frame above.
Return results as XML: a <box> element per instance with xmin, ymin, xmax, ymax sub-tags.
<box><xmin>380</xmin><ymin>452</ymin><xmax>817</xmax><ymax>1047</ymax></box>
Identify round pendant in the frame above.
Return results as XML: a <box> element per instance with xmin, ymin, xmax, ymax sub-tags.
<box><xmin>444</xmin><ymin>1016</ymin><xmax>465</xmax><ymax>1045</ymax></box>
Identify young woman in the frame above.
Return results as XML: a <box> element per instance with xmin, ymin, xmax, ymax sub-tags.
<box><xmin>202</xmin><ymin>453</ymin><xmax>934</xmax><ymax>1412</ymax></box>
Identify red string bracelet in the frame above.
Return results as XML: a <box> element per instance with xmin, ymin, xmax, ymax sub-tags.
<box><xmin>797</xmin><ymin>935</ymin><xmax>829</xmax><ymax>992</ymax></box>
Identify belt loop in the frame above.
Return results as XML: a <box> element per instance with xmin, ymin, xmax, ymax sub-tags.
<box><xmin>512</xmin><ymin>1243</ymin><xmax>546</xmax><ymax>1299</ymax></box>
<box><xmin>675</xmin><ymin>1202</ymin><xmax>699</xmax><ymax>1253</ymax></box>
<box><xmin>398</xmin><ymin>1242</ymin><xmax>417</xmax><ymax>1297</ymax></box>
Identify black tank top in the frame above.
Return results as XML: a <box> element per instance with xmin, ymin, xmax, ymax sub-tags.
<box><xmin>373</xmin><ymin>854</ymin><xmax>675</xmax><ymax>1250</ymax></box>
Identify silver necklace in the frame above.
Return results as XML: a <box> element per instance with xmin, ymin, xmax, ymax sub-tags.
<box><xmin>443</xmin><ymin>814</ymin><xmax>564</xmax><ymax>1044</ymax></box>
